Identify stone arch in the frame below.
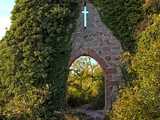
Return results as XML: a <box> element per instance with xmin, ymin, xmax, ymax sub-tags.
<box><xmin>69</xmin><ymin>48</ymin><xmax>114</xmax><ymax>111</ymax></box>
<box><xmin>68</xmin><ymin>1</ymin><xmax>123</xmax><ymax>112</ymax></box>
<box><xmin>69</xmin><ymin>48</ymin><xmax>108</xmax><ymax>71</ymax></box>
<box><xmin>69</xmin><ymin>47</ymin><xmax>120</xmax><ymax>111</ymax></box>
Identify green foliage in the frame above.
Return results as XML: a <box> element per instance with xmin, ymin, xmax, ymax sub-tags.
<box><xmin>67</xmin><ymin>56</ymin><xmax>105</xmax><ymax>109</ymax></box>
<box><xmin>93</xmin><ymin>0</ymin><xmax>144</xmax><ymax>52</ymax></box>
<box><xmin>132</xmin><ymin>15</ymin><xmax>160</xmax><ymax>79</ymax></box>
<box><xmin>110</xmin><ymin>79</ymin><xmax>160</xmax><ymax>120</ymax></box>
<box><xmin>110</xmin><ymin>14</ymin><xmax>160</xmax><ymax>120</ymax></box>
<box><xmin>93</xmin><ymin>0</ymin><xmax>160</xmax><ymax>78</ymax></box>
<box><xmin>0</xmin><ymin>0</ymin><xmax>79</xmax><ymax>119</ymax></box>
<box><xmin>93</xmin><ymin>0</ymin><xmax>147</xmax><ymax>87</ymax></box>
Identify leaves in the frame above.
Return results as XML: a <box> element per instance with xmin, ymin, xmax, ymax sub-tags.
<box><xmin>67</xmin><ymin>56</ymin><xmax>105</xmax><ymax>108</ymax></box>
<box><xmin>93</xmin><ymin>0</ymin><xmax>144</xmax><ymax>52</ymax></box>
<box><xmin>110</xmin><ymin>15</ymin><xmax>160</xmax><ymax>120</ymax></box>
<box><xmin>0</xmin><ymin>0</ymin><xmax>80</xmax><ymax>119</ymax></box>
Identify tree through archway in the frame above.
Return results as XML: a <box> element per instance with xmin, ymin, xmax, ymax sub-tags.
<box><xmin>67</xmin><ymin>56</ymin><xmax>105</xmax><ymax>110</ymax></box>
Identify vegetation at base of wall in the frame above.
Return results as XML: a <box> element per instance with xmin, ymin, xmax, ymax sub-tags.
<box><xmin>110</xmin><ymin>14</ymin><xmax>160</xmax><ymax>120</ymax></box>
<box><xmin>0</xmin><ymin>0</ymin><xmax>80</xmax><ymax>119</ymax></box>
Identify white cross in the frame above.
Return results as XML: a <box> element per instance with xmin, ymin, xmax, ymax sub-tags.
<box><xmin>82</xmin><ymin>5</ymin><xmax>89</xmax><ymax>28</ymax></box>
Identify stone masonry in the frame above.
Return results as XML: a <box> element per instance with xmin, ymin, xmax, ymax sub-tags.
<box><xmin>69</xmin><ymin>1</ymin><xmax>123</xmax><ymax>112</ymax></box>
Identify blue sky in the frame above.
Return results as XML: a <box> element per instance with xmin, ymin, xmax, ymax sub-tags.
<box><xmin>0</xmin><ymin>0</ymin><xmax>15</xmax><ymax>39</ymax></box>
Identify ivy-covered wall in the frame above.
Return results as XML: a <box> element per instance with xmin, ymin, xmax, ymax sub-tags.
<box><xmin>93</xmin><ymin>0</ymin><xmax>144</xmax><ymax>52</ymax></box>
<box><xmin>93</xmin><ymin>0</ymin><xmax>160</xmax><ymax>119</ymax></box>
<box><xmin>93</xmin><ymin>0</ymin><xmax>160</xmax><ymax>52</ymax></box>
<box><xmin>0</xmin><ymin>0</ymin><xmax>79</xmax><ymax>119</ymax></box>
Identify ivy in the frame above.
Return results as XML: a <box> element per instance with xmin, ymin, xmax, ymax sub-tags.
<box><xmin>93</xmin><ymin>0</ymin><xmax>144</xmax><ymax>52</ymax></box>
<box><xmin>0</xmin><ymin>0</ymin><xmax>80</xmax><ymax>119</ymax></box>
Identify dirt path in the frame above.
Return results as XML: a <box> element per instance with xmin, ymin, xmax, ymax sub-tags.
<box><xmin>71</xmin><ymin>104</ymin><xmax>105</xmax><ymax>120</ymax></box>
<box><xmin>76</xmin><ymin>109</ymin><xmax>105</xmax><ymax>120</ymax></box>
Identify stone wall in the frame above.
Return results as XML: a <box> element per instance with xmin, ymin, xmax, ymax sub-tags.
<box><xmin>69</xmin><ymin>2</ymin><xmax>123</xmax><ymax>112</ymax></box>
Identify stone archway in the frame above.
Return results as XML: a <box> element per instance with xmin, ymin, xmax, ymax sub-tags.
<box><xmin>69</xmin><ymin>1</ymin><xmax>123</xmax><ymax>112</ymax></box>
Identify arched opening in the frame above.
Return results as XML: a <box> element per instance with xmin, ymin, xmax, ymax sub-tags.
<box><xmin>67</xmin><ymin>56</ymin><xmax>105</xmax><ymax>110</ymax></box>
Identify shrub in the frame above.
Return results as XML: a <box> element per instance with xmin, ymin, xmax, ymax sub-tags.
<box><xmin>110</xmin><ymin>14</ymin><xmax>160</xmax><ymax>120</ymax></box>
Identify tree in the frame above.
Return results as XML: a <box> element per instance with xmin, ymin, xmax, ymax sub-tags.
<box><xmin>67</xmin><ymin>56</ymin><xmax>105</xmax><ymax>108</ymax></box>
